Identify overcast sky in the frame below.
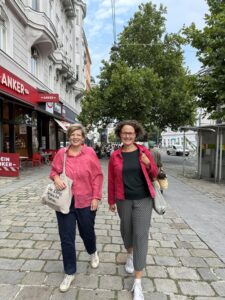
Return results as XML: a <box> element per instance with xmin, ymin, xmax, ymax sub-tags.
<box><xmin>84</xmin><ymin>0</ymin><xmax>209</xmax><ymax>80</ymax></box>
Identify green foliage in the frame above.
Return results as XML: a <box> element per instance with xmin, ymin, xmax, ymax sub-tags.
<box><xmin>79</xmin><ymin>2</ymin><xmax>197</xmax><ymax>130</ymax></box>
<box><xmin>183</xmin><ymin>0</ymin><xmax>225</xmax><ymax>121</ymax></box>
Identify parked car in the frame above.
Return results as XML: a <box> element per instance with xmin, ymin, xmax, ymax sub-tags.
<box><xmin>166</xmin><ymin>145</ymin><xmax>189</xmax><ymax>156</ymax></box>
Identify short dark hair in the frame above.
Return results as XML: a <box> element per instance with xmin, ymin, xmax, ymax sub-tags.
<box><xmin>114</xmin><ymin>120</ymin><xmax>145</xmax><ymax>139</ymax></box>
<box><xmin>67</xmin><ymin>124</ymin><xmax>86</xmax><ymax>139</ymax></box>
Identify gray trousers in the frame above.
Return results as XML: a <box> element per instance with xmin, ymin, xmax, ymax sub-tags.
<box><xmin>116</xmin><ymin>197</ymin><xmax>153</xmax><ymax>271</ymax></box>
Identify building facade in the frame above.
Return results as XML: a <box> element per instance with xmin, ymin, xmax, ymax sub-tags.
<box><xmin>0</xmin><ymin>0</ymin><xmax>87</xmax><ymax>157</ymax></box>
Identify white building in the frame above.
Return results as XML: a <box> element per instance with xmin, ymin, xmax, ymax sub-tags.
<box><xmin>161</xmin><ymin>109</ymin><xmax>216</xmax><ymax>149</ymax></box>
<box><xmin>0</xmin><ymin>0</ymin><xmax>87</xmax><ymax>156</ymax></box>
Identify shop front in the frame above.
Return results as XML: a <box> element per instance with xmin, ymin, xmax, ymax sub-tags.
<box><xmin>0</xmin><ymin>66</ymin><xmax>59</xmax><ymax>168</ymax></box>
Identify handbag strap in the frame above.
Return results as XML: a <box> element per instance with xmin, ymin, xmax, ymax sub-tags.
<box><xmin>62</xmin><ymin>152</ymin><xmax>67</xmax><ymax>175</ymax></box>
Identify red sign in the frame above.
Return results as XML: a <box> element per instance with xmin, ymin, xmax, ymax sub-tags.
<box><xmin>0</xmin><ymin>153</ymin><xmax>19</xmax><ymax>177</ymax></box>
<box><xmin>37</xmin><ymin>93</ymin><xmax>59</xmax><ymax>103</ymax></box>
<box><xmin>0</xmin><ymin>65</ymin><xmax>59</xmax><ymax>105</ymax></box>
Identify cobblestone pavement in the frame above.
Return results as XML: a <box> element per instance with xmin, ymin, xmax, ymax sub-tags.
<box><xmin>0</xmin><ymin>160</ymin><xmax>225</xmax><ymax>299</ymax></box>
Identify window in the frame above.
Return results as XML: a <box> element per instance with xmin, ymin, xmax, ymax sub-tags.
<box><xmin>32</xmin><ymin>0</ymin><xmax>39</xmax><ymax>10</ymax></box>
<box><xmin>49</xmin><ymin>66</ymin><xmax>54</xmax><ymax>90</ymax></box>
<box><xmin>76</xmin><ymin>65</ymin><xmax>79</xmax><ymax>81</ymax></box>
<box><xmin>31</xmin><ymin>47</ymin><xmax>39</xmax><ymax>76</ymax></box>
<box><xmin>76</xmin><ymin>9</ymin><xmax>79</xmax><ymax>25</ymax></box>
<box><xmin>0</xmin><ymin>19</ymin><xmax>6</xmax><ymax>51</ymax></box>
<box><xmin>76</xmin><ymin>37</ymin><xmax>79</xmax><ymax>53</ymax></box>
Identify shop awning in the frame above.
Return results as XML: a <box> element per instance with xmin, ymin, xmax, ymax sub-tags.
<box><xmin>54</xmin><ymin>119</ymin><xmax>72</xmax><ymax>131</ymax></box>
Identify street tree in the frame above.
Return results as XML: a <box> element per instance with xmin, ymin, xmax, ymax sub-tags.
<box><xmin>183</xmin><ymin>0</ymin><xmax>225</xmax><ymax>121</ymax></box>
<box><xmin>79</xmin><ymin>2</ymin><xmax>197</xmax><ymax>130</ymax></box>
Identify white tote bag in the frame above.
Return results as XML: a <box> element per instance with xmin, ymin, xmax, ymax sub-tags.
<box><xmin>152</xmin><ymin>180</ymin><xmax>167</xmax><ymax>215</ymax></box>
<box><xmin>41</xmin><ymin>153</ymin><xmax>73</xmax><ymax>214</ymax></box>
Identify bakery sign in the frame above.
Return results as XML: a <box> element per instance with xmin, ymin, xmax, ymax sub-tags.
<box><xmin>0</xmin><ymin>66</ymin><xmax>59</xmax><ymax>104</ymax></box>
<box><xmin>0</xmin><ymin>153</ymin><xmax>19</xmax><ymax>177</ymax></box>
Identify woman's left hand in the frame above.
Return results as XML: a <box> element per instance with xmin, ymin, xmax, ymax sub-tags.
<box><xmin>91</xmin><ymin>199</ymin><xmax>99</xmax><ymax>211</ymax></box>
<box><xmin>141</xmin><ymin>153</ymin><xmax>150</xmax><ymax>168</ymax></box>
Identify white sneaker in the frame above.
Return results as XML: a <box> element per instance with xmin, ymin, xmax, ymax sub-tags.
<box><xmin>59</xmin><ymin>274</ymin><xmax>75</xmax><ymax>292</ymax></box>
<box><xmin>90</xmin><ymin>251</ymin><xmax>99</xmax><ymax>268</ymax></box>
<box><xmin>125</xmin><ymin>254</ymin><xmax>134</xmax><ymax>273</ymax></box>
<box><xmin>131</xmin><ymin>281</ymin><xmax>144</xmax><ymax>300</ymax></box>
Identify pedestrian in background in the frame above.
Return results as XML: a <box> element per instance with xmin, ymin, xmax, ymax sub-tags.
<box><xmin>149</xmin><ymin>141</ymin><xmax>167</xmax><ymax>193</ymax></box>
<box><xmin>148</xmin><ymin>141</ymin><xmax>163</xmax><ymax>170</ymax></box>
<box><xmin>50</xmin><ymin>124</ymin><xmax>103</xmax><ymax>292</ymax></box>
<box><xmin>108</xmin><ymin>120</ymin><xmax>158</xmax><ymax>300</ymax></box>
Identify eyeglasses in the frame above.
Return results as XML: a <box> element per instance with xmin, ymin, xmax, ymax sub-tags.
<box><xmin>120</xmin><ymin>132</ymin><xmax>136</xmax><ymax>136</ymax></box>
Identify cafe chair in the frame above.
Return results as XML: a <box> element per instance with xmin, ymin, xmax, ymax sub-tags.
<box><xmin>32</xmin><ymin>153</ymin><xmax>42</xmax><ymax>167</ymax></box>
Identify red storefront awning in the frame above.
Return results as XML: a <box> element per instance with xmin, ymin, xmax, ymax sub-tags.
<box><xmin>0</xmin><ymin>65</ymin><xmax>59</xmax><ymax>105</ymax></box>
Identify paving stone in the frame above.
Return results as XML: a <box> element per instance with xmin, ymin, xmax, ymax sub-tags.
<box><xmin>100</xmin><ymin>275</ymin><xmax>123</xmax><ymax>290</ymax></box>
<box><xmin>51</xmin><ymin>287</ymin><xmax>78</xmax><ymax>300</ymax></box>
<box><xmin>211</xmin><ymin>281</ymin><xmax>225</xmax><ymax>296</ymax></box>
<box><xmin>154</xmin><ymin>278</ymin><xmax>178</xmax><ymax>293</ymax></box>
<box><xmin>17</xmin><ymin>240</ymin><xmax>35</xmax><ymax>248</ymax></box>
<box><xmin>195</xmin><ymin>297</ymin><xmax>225</xmax><ymax>300</ymax></box>
<box><xmin>77</xmin><ymin>289</ymin><xmax>115</xmax><ymax>299</ymax></box>
<box><xmin>172</xmin><ymin>249</ymin><xmax>191</xmax><ymax>257</ymax></box>
<box><xmin>21</xmin><ymin>271</ymin><xmax>47</xmax><ymax>285</ymax></box>
<box><xmin>34</xmin><ymin>241</ymin><xmax>53</xmax><ymax>249</ymax></box>
<box><xmin>156</xmin><ymin>248</ymin><xmax>173</xmax><ymax>256</ymax></box>
<box><xmin>0</xmin><ymin>285</ymin><xmax>20</xmax><ymax>300</ymax></box>
<box><xmin>19</xmin><ymin>249</ymin><xmax>42</xmax><ymax>259</ymax></box>
<box><xmin>146</xmin><ymin>265</ymin><xmax>168</xmax><ymax>278</ymax></box>
<box><xmin>154</xmin><ymin>256</ymin><xmax>180</xmax><ymax>266</ymax></box>
<box><xmin>16</xmin><ymin>286</ymin><xmax>53</xmax><ymax>300</ymax></box>
<box><xmin>197</xmin><ymin>268</ymin><xmax>218</xmax><ymax>280</ymax></box>
<box><xmin>214</xmin><ymin>268</ymin><xmax>225</xmax><ymax>280</ymax></box>
<box><xmin>43</xmin><ymin>261</ymin><xmax>64</xmax><ymax>273</ymax></box>
<box><xmin>104</xmin><ymin>244</ymin><xmax>121</xmax><ymax>252</ymax></box>
<box><xmin>178</xmin><ymin>281</ymin><xmax>215</xmax><ymax>296</ymax></box>
<box><xmin>189</xmin><ymin>249</ymin><xmax>217</xmax><ymax>257</ymax></box>
<box><xmin>0</xmin><ymin>270</ymin><xmax>25</xmax><ymax>284</ymax></box>
<box><xmin>204</xmin><ymin>258</ymin><xmax>225</xmax><ymax>267</ymax></box>
<box><xmin>20</xmin><ymin>259</ymin><xmax>46</xmax><ymax>271</ymax></box>
<box><xmin>180</xmin><ymin>257</ymin><xmax>208</xmax><ymax>267</ymax></box>
<box><xmin>39</xmin><ymin>249</ymin><xmax>60</xmax><ymax>260</ymax></box>
<box><xmin>8</xmin><ymin>232</ymin><xmax>32</xmax><ymax>239</ymax></box>
<box><xmin>0</xmin><ymin>248</ymin><xmax>23</xmax><ymax>258</ymax></box>
<box><xmin>167</xmin><ymin>266</ymin><xmax>200</xmax><ymax>280</ymax></box>
<box><xmin>169</xmin><ymin>295</ymin><xmax>188</xmax><ymax>300</ymax></box>
<box><xmin>0</xmin><ymin>258</ymin><xmax>25</xmax><ymax>270</ymax></box>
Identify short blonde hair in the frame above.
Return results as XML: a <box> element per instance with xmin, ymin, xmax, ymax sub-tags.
<box><xmin>67</xmin><ymin>124</ymin><xmax>86</xmax><ymax>139</ymax></box>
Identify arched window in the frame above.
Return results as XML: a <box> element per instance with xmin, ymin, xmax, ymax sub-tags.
<box><xmin>31</xmin><ymin>46</ymin><xmax>39</xmax><ymax>76</ymax></box>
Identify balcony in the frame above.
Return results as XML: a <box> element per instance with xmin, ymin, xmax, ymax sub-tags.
<box><xmin>61</xmin><ymin>0</ymin><xmax>75</xmax><ymax>19</ymax></box>
<box><xmin>8</xmin><ymin>1</ymin><xmax>57</xmax><ymax>54</ymax></box>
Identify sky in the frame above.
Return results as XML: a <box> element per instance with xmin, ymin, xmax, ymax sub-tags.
<box><xmin>84</xmin><ymin>0</ymin><xmax>209</xmax><ymax>80</ymax></box>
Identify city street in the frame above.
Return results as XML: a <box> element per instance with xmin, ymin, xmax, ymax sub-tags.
<box><xmin>0</xmin><ymin>159</ymin><xmax>225</xmax><ymax>299</ymax></box>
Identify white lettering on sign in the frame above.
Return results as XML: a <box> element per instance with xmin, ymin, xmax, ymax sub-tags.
<box><xmin>0</xmin><ymin>157</ymin><xmax>10</xmax><ymax>162</ymax></box>
<box><xmin>0</xmin><ymin>162</ymin><xmax>13</xmax><ymax>167</ymax></box>
<box><xmin>0</xmin><ymin>73</ymin><xmax>29</xmax><ymax>95</ymax></box>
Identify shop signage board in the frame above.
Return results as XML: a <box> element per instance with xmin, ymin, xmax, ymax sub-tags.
<box><xmin>0</xmin><ymin>66</ymin><xmax>59</xmax><ymax>104</ymax></box>
<box><xmin>0</xmin><ymin>153</ymin><xmax>19</xmax><ymax>177</ymax></box>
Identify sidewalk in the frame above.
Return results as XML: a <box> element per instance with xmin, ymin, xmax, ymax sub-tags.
<box><xmin>0</xmin><ymin>160</ymin><xmax>225</xmax><ymax>299</ymax></box>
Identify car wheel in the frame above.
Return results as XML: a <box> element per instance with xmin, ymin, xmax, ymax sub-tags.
<box><xmin>185</xmin><ymin>153</ymin><xmax>189</xmax><ymax>156</ymax></box>
<box><xmin>167</xmin><ymin>151</ymin><xmax>170</xmax><ymax>155</ymax></box>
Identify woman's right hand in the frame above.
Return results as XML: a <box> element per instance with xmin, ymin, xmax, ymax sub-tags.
<box><xmin>54</xmin><ymin>176</ymin><xmax>66</xmax><ymax>190</ymax></box>
<box><xmin>109</xmin><ymin>204</ymin><xmax>116</xmax><ymax>212</ymax></box>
